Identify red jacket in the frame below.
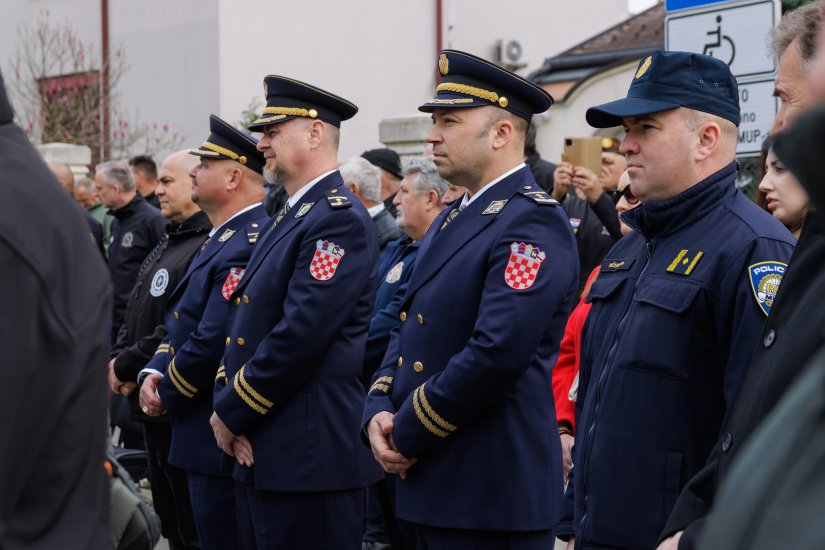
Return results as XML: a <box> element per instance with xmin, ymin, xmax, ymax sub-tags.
<box><xmin>553</xmin><ymin>266</ymin><xmax>600</xmax><ymax>433</ymax></box>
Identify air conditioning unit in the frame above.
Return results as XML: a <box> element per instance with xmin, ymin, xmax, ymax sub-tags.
<box><xmin>496</xmin><ymin>39</ymin><xmax>526</xmax><ymax>71</ymax></box>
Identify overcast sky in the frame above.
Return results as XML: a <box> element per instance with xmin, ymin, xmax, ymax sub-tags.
<box><xmin>629</xmin><ymin>0</ymin><xmax>660</xmax><ymax>13</ymax></box>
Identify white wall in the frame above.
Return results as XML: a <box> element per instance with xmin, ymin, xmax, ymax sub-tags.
<box><xmin>110</xmin><ymin>0</ymin><xmax>219</xmax><ymax>161</ymax></box>
<box><xmin>218</xmin><ymin>0</ymin><xmax>630</xmax><ymax>161</ymax></box>
<box><xmin>3</xmin><ymin>0</ymin><xmax>632</xmax><ymax>163</ymax></box>
<box><xmin>442</xmin><ymin>0</ymin><xmax>628</xmax><ymax>67</ymax></box>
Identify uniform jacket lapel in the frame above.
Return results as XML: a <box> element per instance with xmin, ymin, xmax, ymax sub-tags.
<box><xmin>404</xmin><ymin>168</ymin><xmax>526</xmax><ymax>302</ymax></box>
<box><xmin>239</xmin><ymin>173</ymin><xmax>340</xmax><ymax>288</ymax></box>
<box><xmin>170</xmin><ymin>204</ymin><xmax>265</xmax><ymax>300</ymax></box>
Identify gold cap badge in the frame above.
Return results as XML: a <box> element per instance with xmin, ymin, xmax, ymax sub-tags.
<box><xmin>439</xmin><ymin>53</ymin><xmax>449</xmax><ymax>75</ymax></box>
<box><xmin>636</xmin><ymin>56</ymin><xmax>652</xmax><ymax>79</ymax></box>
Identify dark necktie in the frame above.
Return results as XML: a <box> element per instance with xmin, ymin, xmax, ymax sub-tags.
<box><xmin>440</xmin><ymin>202</ymin><xmax>466</xmax><ymax>231</ymax></box>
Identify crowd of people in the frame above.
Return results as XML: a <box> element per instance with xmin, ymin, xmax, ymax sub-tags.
<box><xmin>3</xmin><ymin>1</ymin><xmax>825</xmax><ymax>549</ymax></box>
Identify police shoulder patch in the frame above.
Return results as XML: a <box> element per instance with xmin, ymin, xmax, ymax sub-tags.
<box><xmin>749</xmin><ymin>261</ymin><xmax>787</xmax><ymax>316</ymax></box>
<box><xmin>310</xmin><ymin>240</ymin><xmax>345</xmax><ymax>281</ymax></box>
<box><xmin>504</xmin><ymin>242</ymin><xmax>546</xmax><ymax>290</ymax></box>
<box><xmin>150</xmin><ymin>268</ymin><xmax>170</xmax><ymax>297</ymax></box>
<box><xmin>121</xmin><ymin>231</ymin><xmax>134</xmax><ymax>247</ymax></box>
<box><xmin>222</xmin><ymin>267</ymin><xmax>244</xmax><ymax>300</ymax></box>
<box><xmin>385</xmin><ymin>261</ymin><xmax>404</xmax><ymax>283</ymax></box>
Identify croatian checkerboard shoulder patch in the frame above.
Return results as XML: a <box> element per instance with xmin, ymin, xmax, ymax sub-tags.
<box><xmin>310</xmin><ymin>240</ymin><xmax>345</xmax><ymax>281</ymax></box>
<box><xmin>504</xmin><ymin>242</ymin><xmax>546</xmax><ymax>290</ymax></box>
<box><xmin>222</xmin><ymin>267</ymin><xmax>244</xmax><ymax>299</ymax></box>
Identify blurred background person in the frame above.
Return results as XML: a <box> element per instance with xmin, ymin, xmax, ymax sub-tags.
<box><xmin>552</xmin><ymin>137</ymin><xmax>626</xmax><ymax>293</ymax></box>
<box><xmin>362</xmin><ymin>147</ymin><xmax>403</xmax><ymax>218</ymax></box>
<box><xmin>48</xmin><ymin>161</ymin><xmax>105</xmax><ymax>256</ymax></box>
<box><xmin>524</xmin><ymin>118</ymin><xmax>556</xmax><ymax>193</ymax></box>
<box><xmin>75</xmin><ymin>175</ymin><xmax>113</xmax><ymax>253</ymax></box>
<box><xmin>129</xmin><ymin>154</ymin><xmax>161</xmax><ymax>208</ymax></box>
<box><xmin>340</xmin><ymin>156</ymin><xmax>402</xmax><ymax>250</ymax></box>
<box><xmin>758</xmin><ymin>141</ymin><xmax>810</xmax><ymax>238</ymax></box>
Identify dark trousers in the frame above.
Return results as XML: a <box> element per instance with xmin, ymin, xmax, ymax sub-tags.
<box><xmin>235</xmin><ymin>483</ymin><xmax>366</xmax><ymax>550</ymax></box>
<box><xmin>144</xmin><ymin>423</ymin><xmax>200</xmax><ymax>549</ymax></box>
<box><xmin>186</xmin><ymin>471</ymin><xmax>238</xmax><ymax>550</ymax></box>
<box><xmin>412</xmin><ymin>524</ymin><xmax>555</xmax><ymax>550</ymax></box>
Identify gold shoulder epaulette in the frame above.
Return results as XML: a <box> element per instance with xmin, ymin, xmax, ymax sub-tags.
<box><xmin>326</xmin><ymin>189</ymin><xmax>352</xmax><ymax>209</ymax></box>
<box><xmin>247</xmin><ymin>222</ymin><xmax>261</xmax><ymax>243</ymax></box>
<box><xmin>519</xmin><ymin>186</ymin><xmax>559</xmax><ymax>205</ymax></box>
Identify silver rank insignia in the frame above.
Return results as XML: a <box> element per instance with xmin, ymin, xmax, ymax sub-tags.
<box><xmin>482</xmin><ymin>200</ymin><xmax>507</xmax><ymax>215</ymax></box>
<box><xmin>295</xmin><ymin>202</ymin><xmax>314</xmax><ymax>218</ymax></box>
<box><xmin>218</xmin><ymin>229</ymin><xmax>236</xmax><ymax>242</ymax></box>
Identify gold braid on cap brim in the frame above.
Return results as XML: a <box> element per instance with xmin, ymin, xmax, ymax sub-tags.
<box><xmin>262</xmin><ymin>106</ymin><xmax>318</xmax><ymax>118</ymax></box>
<box><xmin>436</xmin><ymin>82</ymin><xmax>499</xmax><ymax>104</ymax></box>
<box><xmin>199</xmin><ymin>142</ymin><xmax>248</xmax><ymax>165</ymax></box>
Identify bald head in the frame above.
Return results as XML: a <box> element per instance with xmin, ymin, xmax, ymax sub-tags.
<box><xmin>156</xmin><ymin>150</ymin><xmax>202</xmax><ymax>222</ymax></box>
<box><xmin>48</xmin><ymin>162</ymin><xmax>75</xmax><ymax>194</ymax></box>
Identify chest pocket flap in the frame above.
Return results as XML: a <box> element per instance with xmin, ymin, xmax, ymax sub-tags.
<box><xmin>634</xmin><ymin>278</ymin><xmax>702</xmax><ymax>314</ymax></box>
<box><xmin>585</xmin><ymin>274</ymin><xmax>627</xmax><ymax>303</ymax></box>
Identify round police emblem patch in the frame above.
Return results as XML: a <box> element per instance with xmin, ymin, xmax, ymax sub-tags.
<box><xmin>121</xmin><ymin>231</ymin><xmax>134</xmax><ymax>248</ymax></box>
<box><xmin>749</xmin><ymin>261</ymin><xmax>787</xmax><ymax>316</ymax></box>
<box><xmin>150</xmin><ymin>268</ymin><xmax>170</xmax><ymax>297</ymax></box>
<box><xmin>385</xmin><ymin>261</ymin><xmax>404</xmax><ymax>284</ymax></box>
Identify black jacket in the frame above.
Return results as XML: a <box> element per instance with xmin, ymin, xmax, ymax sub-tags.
<box><xmin>0</xmin><ymin>71</ymin><xmax>112</xmax><ymax>549</ymax></box>
<box><xmin>112</xmin><ymin>210</ymin><xmax>210</xmax><ymax>423</ymax></box>
<box><xmin>372</xmin><ymin>207</ymin><xmax>402</xmax><ymax>250</ymax></box>
<box><xmin>112</xmin><ymin>210</ymin><xmax>211</xmax><ymax>383</ymax></box>
<box><xmin>108</xmin><ymin>194</ymin><xmax>167</xmax><ymax>342</ymax></box>
<box><xmin>560</xmin><ymin>191</ymin><xmax>621</xmax><ymax>292</ymax></box>
<box><xmin>663</xmin><ymin>106</ymin><xmax>825</xmax><ymax>549</ymax></box>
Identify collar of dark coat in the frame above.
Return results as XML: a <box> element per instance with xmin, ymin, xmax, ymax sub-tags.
<box><xmin>166</xmin><ymin>210</ymin><xmax>212</xmax><ymax>238</ymax></box>
<box><xmin>623</xmin><ymin>161</ymin><xmax>737</xmax><ymax>239</ymax></box>
<box><xmin>112</xmin><ymin>193</ymin><xmax>148</xmax><ymax>219</ymax></box>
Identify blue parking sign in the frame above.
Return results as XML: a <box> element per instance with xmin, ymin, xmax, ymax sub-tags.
<box><xmin>666</xmin><ymin>0</ymin><xmax>727</xmax><ymax>11</ymax></box>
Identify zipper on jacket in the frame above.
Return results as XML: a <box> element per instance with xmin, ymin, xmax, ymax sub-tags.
<box><xmin>576</xmin><ymin>240</ymin><xmax>654</xmax><ymax>544</ymax></box>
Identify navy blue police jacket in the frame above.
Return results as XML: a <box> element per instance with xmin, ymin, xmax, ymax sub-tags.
<box><xmin>363</xmin><ymin>165</ymin><xmax>579</xmax><ymax>530</ymax></box>
<box><xmin>146</xmin><ymin>204</ymin><xmax>268</xmax><ymax>475</ymax></box>
<box><xmin>362</xmin><ymin>236</ymin><xmax>420</xmax><ymax>387</ymax></box>
<box><xmin>212</xmin><ymin>171</ymin><xmax>382</xmax><ymax>492</ymax></box>
<box><xmin>556</xmin><ymin>163</ymin><xmax>796</xmax><ymax>549</ymax></box>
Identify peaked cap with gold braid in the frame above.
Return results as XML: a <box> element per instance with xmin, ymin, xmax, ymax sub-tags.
<box><xmin>419</xmin><ymin>49</ymin><xmax>553</xmax><ymax>121</ymax></box>
<box><xmin>190</xmin><ymin>114</ymin><xmax>265</xmax><ymax>174</ymax></box>
<box><xmin>248</xmin><ymin>75</ymin><xmax>358</xmax><ymax>131</ymax></box>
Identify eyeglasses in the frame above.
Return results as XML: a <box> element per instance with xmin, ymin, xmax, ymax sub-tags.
<box><xmin>609</xmin><ymin>186</ymin><xmax>639</xmax><ymax>205</ymax></box>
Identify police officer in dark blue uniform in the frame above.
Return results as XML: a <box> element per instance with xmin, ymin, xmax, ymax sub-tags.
<box><xmin>138</xmin><ymin>115</ymin><xmax>269</xmax><ymax>550</ymax></box>
<box><xmin>363</xmin><ymin>50</ymin><xmax>579</xmax><ymax>549</ymax></box>
<box><xmin>554</xmin><ymin>51</ymin><xmax>796</xmax><ymax>550</ymax></box>
<box><xmin>209</xmin><ymin>76</ymin><xmax>380</xmax><ymax>550</ymax></box>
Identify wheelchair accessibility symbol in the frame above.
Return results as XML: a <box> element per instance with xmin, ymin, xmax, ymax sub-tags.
<box><xmin>703</xmin><ymin>15</ymin><xmax>736</xmax><ymax>66</ymax></box>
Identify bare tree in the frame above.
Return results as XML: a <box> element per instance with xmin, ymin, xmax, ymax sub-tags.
<box><xmin>7</xmin><ymin>10</ymin><xmax>182</xmax><ymax>165</ymax></box>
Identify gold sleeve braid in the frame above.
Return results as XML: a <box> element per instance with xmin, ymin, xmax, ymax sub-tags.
<box><xmin>232</xmin><ymin>366</ymin><xmax>273</xmax><ymax>415</ymax></box>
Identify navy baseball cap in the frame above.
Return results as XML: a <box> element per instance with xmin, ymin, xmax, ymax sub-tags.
<box><xmin>248</xmin><ymin>75</ymin><xmax>358</xmax><ymax>131</ymax></box>
<box><xmin>190</xmin><ymin>115</ymin><xmax>265</xmax><ymax>175</ymax></box>
<box><xmin>586</xmin><ymin>50</ymin><xmax>740</xmax><ymax>128</ymax></box>
<box><xmin>419</xmin><ymin>49</ymin><xmax>553</xmax><ymax>121</ymax></box>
